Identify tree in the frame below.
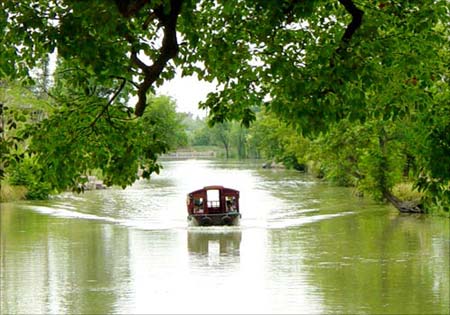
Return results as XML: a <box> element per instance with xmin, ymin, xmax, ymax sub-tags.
<box><xmin>186</xmin><ymin>117</ymin><xmax>250</xmax><ymax>159</ymax></box>
<box><xmin>2</xmin><ymin>75</ymin><xmax>186</xmax><ymax>193</ymax></box>
<box><xmin>184</xmin><ymin>115</ymin><xmax>212</xmax><ymax>147</ymax></box>
<box><xmin>313</xmin><ymin>119</ymin><xmax>409</xmax><ymax>201</ymax></box>
<box><xmin>141</xmin><ymin>95</ymin><xmax>188</xmax><ymax>152</ymax></box>
<box><xmin>1</xmin><ymin>0</ymin><xmax>449</xmax><ymax>210</ymax></box>
<box><xmin>248</xmin><ymin>110</ymin><xmax>309</xmax><ymax>170</ymax></box>
<box><xmin>26</xmin><ymin>87</ymin><xmax>188</xmax><ymax>190</ymax></box>
<box><xmin>230</xmin><ymin>123</ymin><xmax>249</xmax><ymax>159</ymax></box>
<box><xmin>0</xmin><ymin>80</ymin><xmax>53</xmax><ymax>198</ymax></box>
<box><xmin>210</xmin><ymin>122</ymin><xmax>232</xmax><ymax>158</ymax></box>
<box><xmin>1</xmin><ymin>0</ymin><xmax>414</xmax><ymax>120</ymax></box>
<box><xmin>190</xmin><ymin>125</ymin><xmax>213</xmax><ymax>147</ymax></box>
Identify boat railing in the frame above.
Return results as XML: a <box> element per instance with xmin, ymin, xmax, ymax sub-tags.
<box><xmin>207</xmin><ymin>200</ymin><xmax>220</xmax><ymax>208</ymax></box>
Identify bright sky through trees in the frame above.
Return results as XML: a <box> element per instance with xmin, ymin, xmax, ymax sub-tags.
<box><xmin>157</xmin><ymin>71</ymin><xmax>213</xmax><ymax>117</ymax></box>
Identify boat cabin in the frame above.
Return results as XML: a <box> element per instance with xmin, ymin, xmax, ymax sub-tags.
<box><xmin>186</xmin><ymin>186</ymin><xmax>240</xmax><ymax>226</ymax></box>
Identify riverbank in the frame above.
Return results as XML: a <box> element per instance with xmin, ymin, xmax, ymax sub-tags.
<box><xmin>0</xmin><ymin>183</ymin><xmax>27</xmax><ymax>202</ymax></box>
<box><xmin>0</xmin><ymin>175</ymin><xmax>106</xmax><ymax>202</ymax></box>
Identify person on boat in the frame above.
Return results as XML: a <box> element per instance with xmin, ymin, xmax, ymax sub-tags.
<box><xmin>226</xmin><ymin>199</ymin><xmax>236</xmax><ymax>212</ymax></box>
<box><xmin>194</xmin><ymin>198</ymin><xmax>204</xmax><ymax>213</ymax></box>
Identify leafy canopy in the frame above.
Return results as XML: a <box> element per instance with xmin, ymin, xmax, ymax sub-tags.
<box><xmin>1</xmin><ymin>0</ymin><xmax>449</xmax><ymax>208</ymax></box>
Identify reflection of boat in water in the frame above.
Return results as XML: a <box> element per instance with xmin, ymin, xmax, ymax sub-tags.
<box><xmin>187</xmin><ymin>230</ymin><xmax>242</xmax><ymax>255</ymax></box>
<box><xmin>186</xmin><ymin>186</ymin><xmax>241</xmax><ymax>226</ymax></box>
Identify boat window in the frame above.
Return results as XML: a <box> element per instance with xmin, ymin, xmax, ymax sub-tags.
<box><xmin>194</xmin><ymin>197</ymin><xmax>204</xmax><ymax>213</ymax></box>
<box><xmin>225</xmin><ymin>196</ymin><xmax>237</xmax><ymax>212</ymax></box>
<box><xmin>207</xmin><ymin>189</ymin><xmax>220</xmax><ymax>208</ymax></box>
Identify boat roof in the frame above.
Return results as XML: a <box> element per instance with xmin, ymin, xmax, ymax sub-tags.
<box><xmin>188</xmin><ymin>186</ymin><xmax>239</xmax><ymax>195</ymax></box>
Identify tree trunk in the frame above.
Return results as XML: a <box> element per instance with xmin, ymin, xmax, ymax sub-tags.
<box><xmin>383</xmin><ymin>190</ymin><xmax>424</xmax><ymax>213</ymax></box>
<box><xmin>224</xmin><ymin>143</ymin><xmax>229</xmax><ymax>159</ymax></box>
<box><xmin>377</xmin><ymin>129</ymin><xmax>424</xmax><ymax>213</ymax></box>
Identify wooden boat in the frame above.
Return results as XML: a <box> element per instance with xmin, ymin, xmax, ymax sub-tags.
<box><xmin>186</xmin><ymin>186</ymin><xmax>241</xmax><ymax>226</ymax></box>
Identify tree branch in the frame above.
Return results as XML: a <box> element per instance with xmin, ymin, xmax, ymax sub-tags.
<box><xmin>338</xmin><ymin>0</ymin><xmax>364</xmax><ymax>45</ymax></box>
<box><xmin>130</xmin><ymin>50</ymin><xmax>149</xmax><ymax>71</ymax></box>
<box><xmin>330</xmin><ymin>0</ymin><xmax>364</xmax><ymax>67</ymax></box>
<box><xmin>107</xmin><ymin>77</ymin><xmax>127</xmax><ymax>106</ymax></box>
<box><xmin>339</xmin><ymin>0</ymin><xmax>364</xmax><ymax>44</ymax></box>
<box><xmin>126</xmin><ymin>0</ymin><xmax>183</xmax><ymax>117</ymax></box>
<box><xmin>115</xmin><ymin>0</ymin><xmax>151</xmax><ymax>17</ymax></box>
<box><xmin>110</xmin><ymin>75</ymin><xmax>140</xmax><ymax>89</ymax></box>
<box><xmin>384</xmin><ymin>190</ymin><xmax>424</xmax><ymax>213</ymax></box>
<box><xmin>90</xmin><ymin>77</ymin><xmax>126</xmax><ymax>128</ymax></box>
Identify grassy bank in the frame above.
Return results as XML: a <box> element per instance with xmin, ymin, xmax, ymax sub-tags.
<box><xmin>0</xmin><ymin>182</ymin><xmax>28</xmax><ymax>202</ymax></box>
<box><xmin>392</xmin><ymin>182</ymin><xmax>423</xmax><ymax>203</ymax></box>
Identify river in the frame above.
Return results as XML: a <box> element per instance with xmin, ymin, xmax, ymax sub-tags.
<box><xmin>1</xmin><ymin>159</ymin><xmax>449</xmax><ymax>314</ymax></box>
